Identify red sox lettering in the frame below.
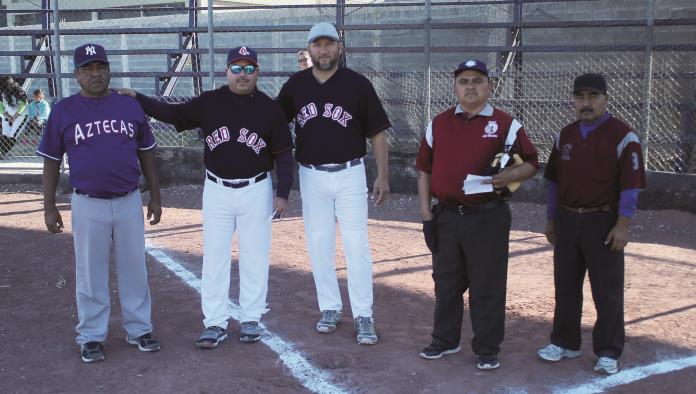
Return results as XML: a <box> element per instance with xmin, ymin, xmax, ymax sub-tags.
<box><xmin>205</xmin><ymin>126</ymin><xmax>267</xmax><ymax>154</ymax></box>
<box><xmin>296</xmin><ymin>103</ymin><xmax>318</xmax><ymax>127</ymax></box>
<box><xmin>237</xmin><ymin>128</ymin><xmax>267</xmax><ymax>154</ymax></box>
<box><xmin>205</xmin><ymin>126</ymin><xmax>230</xmax><ymax>150</ymax></box>
<box><xmin>322</xmin><ymin>103</ymin><xmax>352</xmax><ymax>127</ymax></box>
<box><xmin>74</xmin><ymin>120</ymin><xmax>136</xmax><ymax>146</ymax></box>
<box><xmin>296</xmin><ymin>102</ymin><xmax>353</xmax><ymax>128</ymax></box>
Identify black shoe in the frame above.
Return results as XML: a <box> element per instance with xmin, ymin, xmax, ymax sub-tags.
<box><xmin>197</xmin><ymin>326</ymin><xmax>228</xmax><ymax>348</ymax></box>
<box><xmin>419</xmin><ymin>344</ymin><xmax>461</xmax><ymax>360</ymax></box>
<box><xmin>476</xmin><ymin>354</ymin><xmax>500</xmax><ymax>370</ymax></box>
<box><xmin>126</xmin><ymin>332</ymin><xmax>161</xmax><ymax>352</ymax></box>
<box><xmin>80</xmin><ymin>342</ymin><xmax>105</xmax><ymax>363</ymax></box>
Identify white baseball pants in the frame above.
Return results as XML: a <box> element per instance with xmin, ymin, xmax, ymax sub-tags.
<box><xmin>201</xmin><ymin>174</ymin><xmax>272</xmax><ymax>328</ymax></box>
<box><xmin>299</xmin><ymin>162</ymin><xmax>374</xmax><ymax>318</ymax></box>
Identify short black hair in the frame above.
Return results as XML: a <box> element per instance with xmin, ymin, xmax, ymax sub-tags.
<box><xmin>33</xmin><ymin>89</ymin><xmax>45</xmax><ymax>96</ymax></box>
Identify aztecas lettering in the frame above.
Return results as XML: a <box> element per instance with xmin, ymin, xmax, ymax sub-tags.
<box><xmin>74</xmin><ymin>120</ymin><xmax>136</xmax><ymax>146</ymax></box>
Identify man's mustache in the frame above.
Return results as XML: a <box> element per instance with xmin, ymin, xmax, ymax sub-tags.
<box><xmin>580</xmin><ymin>108</ymin><xmax>594</xmax><ymax>113</ymax></box>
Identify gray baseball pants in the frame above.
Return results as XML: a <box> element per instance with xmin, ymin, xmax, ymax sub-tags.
<box><xmin>71</xmin><ymin>190</ymin><xmax>153</xmax><ymax>346</ymax></box>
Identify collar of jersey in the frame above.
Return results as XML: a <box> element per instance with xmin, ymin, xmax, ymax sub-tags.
<box><xmin>455</xmin><ymin>103</ymin><xmax>493</xmax><ymax>117</ymax></box>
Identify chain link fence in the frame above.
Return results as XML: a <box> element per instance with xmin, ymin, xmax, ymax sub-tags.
<box><xmin>1</xmin><ymin>0</ymin><xmax>694</xmax><ymax>174</ymax></box>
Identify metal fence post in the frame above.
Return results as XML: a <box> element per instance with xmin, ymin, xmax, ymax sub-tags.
<box><xmin>424</xmin><ymin>0</ymin><xmax>431</xmax><ymax>128</ymax></box>
<box><xmin>51</xmin><ymin>0</ymin><xmax>63</xmax><ymax>100</ymax></box>
<box><xmin>207</xmin><ymin>1</ymin><xmax>215</xmax><ymax>90</ymax></box>
<box><xmin>642</xmin><ymin>0</ymin><xmax>655</xmax><ymax>168</ymax></box>
<box><xmin>336</xmin><ymin>0</ymin><xmax>346</xmax><ymax>67</ymax></box>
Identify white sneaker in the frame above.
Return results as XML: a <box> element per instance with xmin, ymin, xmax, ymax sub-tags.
<box><xmin>594</xmin><ymin>356</ymin><xmax>619</xmax><ymax>375</ymax></box>
<box><xmin>537</xmin><ymin>344</ymin><xmax>582</xmax><ymax>362</ymax></box>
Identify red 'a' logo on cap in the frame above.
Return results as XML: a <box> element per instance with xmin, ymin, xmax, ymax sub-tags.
<box><xmin>239</xmin><ymin>46</ymin><xmax>250</xmax><ymax>55</ymax></box>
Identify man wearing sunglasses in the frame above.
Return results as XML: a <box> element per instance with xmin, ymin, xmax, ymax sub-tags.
<box><xmin>277</xmin><ymin>22</ymin><xmax>391</xmax><ymax>345</ymax></box>
<box><xmin>119</xmin><ymin>46</ymin><xmax>294</xmax><ymax>349</ymax></box>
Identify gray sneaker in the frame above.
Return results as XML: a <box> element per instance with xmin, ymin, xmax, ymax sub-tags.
<box><xmin>594</xmin><ymin>356</ymin><xmax>619</xmax><ymax>375</ymax></box>
<box><xmin>355</xmin><ymin>316</ymin><xmax>378</xmax><ymax>345</ymax></box>
<box><xmin>240</xmin><ymin>321</ymin><xmax>261</xmax><ymax>343</ymax></box>
<box><xmin>196</xmin><ymin>326</ymin><xmax>228</xmax><ymax>349</ymax></box>
<box><xmin>537</xmin><ymin>344</ymin><xmax>582</xmax><ymax>362</ymax></box>
<box><xmin>316</xmin><ymin>310</ymin><xmax>342</xmax><ymax>333</ymax></box>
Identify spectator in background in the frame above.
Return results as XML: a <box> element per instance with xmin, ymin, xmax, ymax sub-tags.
<box><xmin>297</xmin><ymin>50</ymin><xmax>313</xmax><ymax>70</ymax></box>
<box><xmin>27</xmin><ymin>89</ymin><xmax>51</xmax><ymax>131</ymax></box>
<box><xmin>0</xmin><ymin>75</ymin><xmax>28</xmax><ymax>158</ymax></box>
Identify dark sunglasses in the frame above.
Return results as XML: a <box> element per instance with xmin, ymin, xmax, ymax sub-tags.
<box><xmin>228</xmin><ymin>64</ymin><xmax>257</xmax><ymax>74</ymax></box>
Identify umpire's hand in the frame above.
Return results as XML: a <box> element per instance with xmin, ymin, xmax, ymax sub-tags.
<box><xmin>44</xmin><ymin>205</ymin><xmax>64</xmax><ymax>233</ymax></box>
<box><xmin>422</xmin><ymin>219</ymin><xmax>438</xmax><ymax>254</ymax></box>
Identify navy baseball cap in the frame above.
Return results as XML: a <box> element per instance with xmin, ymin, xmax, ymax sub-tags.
<box><xmin>454</xmin><ymin>59</ymin><xmax>488</xmax><ymax>78</ymax></box>
<box><xmin>308</xmin><ymin>22</ymin><xmax>339</xmax><ymax>44</ymax></box>
<box><xmin>573</xmin><ymin>73</ymin><xmax>607</xmax><ymax>94</ymax></box>
<box><xmin>227</xmin><ymin>46</ymin><xmax>258</xmax><ymax>66</ymax></box>
<box><xmin>74</xmin><ymin>44</ymin><xmax>109</xmax><ymax>69</ymax></box>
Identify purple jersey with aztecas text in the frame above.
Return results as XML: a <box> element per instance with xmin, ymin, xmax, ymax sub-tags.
<box><xmin>37</xmin><ymin>91</ymin><xmax>157</xmax><ymax>194</ymax></box>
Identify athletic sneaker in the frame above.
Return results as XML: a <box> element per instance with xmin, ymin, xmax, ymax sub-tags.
<box><xmin>537</xmin><ymin>344</ymin><xmax>582</xmax><ymax>362</ymax></box>
<box><xmin>476</xmin><ymin>354</ymin><xmax>500</xmax><ymax>370</ymax></box>
<box><xmin>240</xmin><ymin>321</ymin><xmax>261</xmax><ymax>343</ymax></box>
<box><xmin>196</xmin><ymin>326</ymin><xmax>228</xmax><ymax>348</ymax></box>
<box><xmin>80</xmin><ymin>342</ymin><xmax>105</xmax><ymax>363</ymax></box>
<box><xmin>419</xmin><ymin>344</ymin><xmax>461</xmax><ymax>360</ymax></box>
<box><xmin>316</xmin><ymin>310</ymin><xmax>342</xmax><ymax>333</ymax></box>
<box><xmin>126</xmin><ymin>332</ymin><xmax>161</xmax><ymax>352</ymax></box>
<box><xmin>594</xmin><ymin>356</ymin><xmax>619</xmax><ymax>375</ymax></box>
<box><xmin>354</xmin><ymin>316</ymin><xmax>378</xmax><ymax>345</ymax></box>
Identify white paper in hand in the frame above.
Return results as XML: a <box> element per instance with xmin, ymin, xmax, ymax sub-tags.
<box><xmin>463</xmin><ymin>174</ymin><xmax>494</xmax><ymax>195</ymax></box>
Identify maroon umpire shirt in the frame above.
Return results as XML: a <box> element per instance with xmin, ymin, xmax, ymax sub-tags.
<box><xmin>544</xmin><ymin>115</ymin><xmax>646</xmax><ymax>208</ymax></box>
<box><xmin>277</xmin><ymin>67</ymin><xmax>391</xmax><ymax>165</ymax></box>
<box><xmin>416</xmin><ymin>103</ymin><xmax>539</xmax><ymax>207</ymax></box>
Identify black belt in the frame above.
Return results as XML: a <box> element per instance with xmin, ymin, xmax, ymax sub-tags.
<box><xmin>74</xmin><ymin>189</ymin><xmax>132</xmax><ymax>200</ymax></box>
<box><xmin>561</xmin><ymin>204</ymin><xmax>612</xmax><ymax>214</ymax></box>
<box><xmin>206</xmin><ymin>171</ymin><xmax>267</xmax><ymax>189</ymax></box>
<box><xmin>300</xmin><ymin>158</ymin><xmax>363</xmax><ymax>172</ymax></box>
<box><xmin>439</xmin><ymin>199</ymin><xmax>505</xmax><ymax>215</ymax></box>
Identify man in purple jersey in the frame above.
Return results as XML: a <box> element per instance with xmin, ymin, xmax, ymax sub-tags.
<box><xmin>537</xmin><ymin>73</ymin><xmax>646</xmax><ymax>375</ymax></box>
<box><xmin>277</xmin><ymin>22</ymin><xmax>390</xmax><ymax>345</ymax></box>
<box><xmin>37</xmin><ymin>44</ymin><xmax>162</xmax><ymax>363</ymax></box>
<box><xmin>119</xmin><ymin>46</ymin><xmax>294</xmax><ymax>349</ymax></box>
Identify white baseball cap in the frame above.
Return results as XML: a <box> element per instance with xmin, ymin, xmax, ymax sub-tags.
<box><xmin>307</xmin><ymin>22</ymin><xmax>339</xmax><ymax>45</ymax></box>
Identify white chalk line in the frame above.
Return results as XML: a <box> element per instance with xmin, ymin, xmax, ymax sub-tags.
<box><xmin>553</xmin><ymin>355</ymin><xmax>696</xmax><ymax>394</ymax></box>
<box><xmin>145</xmin><ymin>243</ymin><xmax>347</xmax><ymax>394</ymax></box>
<box><xmin>146</xmin><ymin>243</ymin><xmax>696</xmax><ymax>394</ymax></box>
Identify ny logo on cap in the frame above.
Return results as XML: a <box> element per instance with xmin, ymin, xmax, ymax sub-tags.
<box><xmin>85</xmin><ymin>45</ymin><xmax>96</xmax><ymax>56</ymax></box>
<box><xmin>239</xmin><ymin>46</ymin><xmax>250</xmax><ymax>55</ymax></box>
<box><xmin>465</xmin><ymin>60</ymin><xmax>476</xmax><ymax>67</ymax></box>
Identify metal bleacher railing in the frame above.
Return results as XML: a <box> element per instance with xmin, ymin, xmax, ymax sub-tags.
<box><xmin>1</xmin><ymin>0</ymin><xmax>694</xmax><ymax>174</ymax></box>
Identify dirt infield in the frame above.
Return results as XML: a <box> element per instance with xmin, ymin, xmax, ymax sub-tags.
<box><xmin>1</xmin><ymin>183</ymin><xmax>695</xmax><ymax>394</ymax></box>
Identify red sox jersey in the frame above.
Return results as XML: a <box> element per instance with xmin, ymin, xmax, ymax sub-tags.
<box><xmin>544</xmin><ymin>115</ymin><xmax>646</xmax><ymax>208</ymax></box>
<box><xmin>276</xmin><ymin>67</ymin><xmax>391</xmax><ymax>165</ymax></box>
<box><xmin>416</xmin><ymin>104</ymin><xmax>539</xmax><ymax>207</ymax></box>
<box><xmin>136</xmin><ymin>87</ymin><xmax>293</xmax><ymax>180</ymax></box>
